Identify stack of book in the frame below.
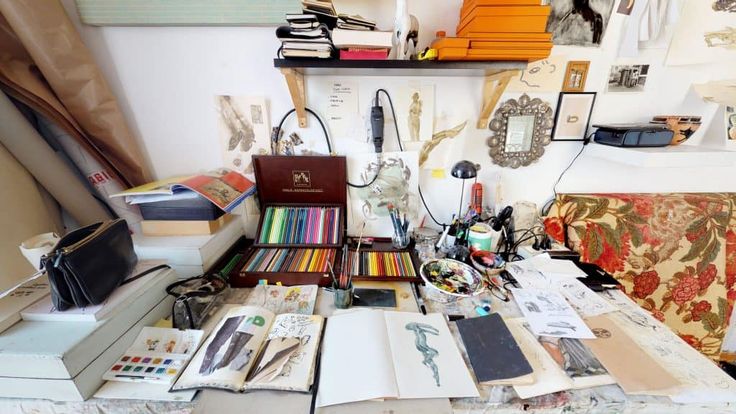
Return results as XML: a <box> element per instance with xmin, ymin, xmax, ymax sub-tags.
<box><xmin>431</xmin><ymin>0</ymin><xmax>553</xmax><ymax>61</ymax></box>
<box><xmin>332</xmin><ymin>28</ymin><xmax>393</xmax><ymax>60</ymax></box>
<box><xmin>277</xmin><ymin>14</ymin><xmax>334</xmax><ymax>58</ymax></box>
<box><xmin>302</xmin><ymin>0</ymin><xmax>338</xmax><ymax>28</ymax></box>
<box><xmin>336</xmin><ymin>13</ymin><xmax>376</xmax><ymax>31</ymax></box>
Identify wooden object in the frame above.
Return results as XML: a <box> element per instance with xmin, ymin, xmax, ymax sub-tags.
<box><xmin>477</xmin><ymin>70</ymin><xmax>519</xmax><ymax>129</ymax></box>
<box><xmin>562</xmin><ymin>61</ymin><xmax>590</xmax><ymax>92</ymax></box>
<box><xmin>273</xmin><ymin>59</ymin><xmax>526</xmax><ymax>131</ymax></box>
<box><xmin>140</xmin><ymin>214</ymin><xmax>233</xmax><ymax>236</ymax></box>
<box><xmin>279</xmin><ymin>68</ymin><xmax>307</xmax><ymax>127</ymax></box>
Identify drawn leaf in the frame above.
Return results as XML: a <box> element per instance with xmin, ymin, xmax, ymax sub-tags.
<box><xmin>681</xmin><ymin>233</ymin><xmax>710</xmax><ymax>263</ymax></box>
<box><xmin>598</xmin><ymin>222</ymin><xmax>621</xmax><ymax>254</ymax></box>
<box><xmin>695</xmin><ymin>239</ymin><xmax>720</xmax><ymax>273</ymax></box>
<box><xmin>718</xmin><ymin>297</ymin><xmax>728</xmax><ymax>323</ymax></box>
<box><xmin>625</xmin><ymin>222</ymin><xmax>643</xmax><ymax>248</ymax></box>
<box><xmin>587</xmin><ymin>199</ymin><xmax>610</xmax><ymax>220</ymax></box>
<box><xmin>617</xmin><ymin>202</ymin><xmax>634</xmax><ymax>215</ymax></box>
<box><xmin>701</xmin><ymin>311</ymin><xmax>721</xmax><ymax>333</ymax></box>
<box><xmin>585</xmin><ymin>230</ymin><xmax>604</xmax><ymax>261</ymax></box>
<box><xmin>686</xmin><ymin>217</ymin><xmax>708</xmax><ymax>235</ymax></box>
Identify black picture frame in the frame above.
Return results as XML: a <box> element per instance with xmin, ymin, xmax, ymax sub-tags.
<box><xmin>551</xmin><ymin>92</ymin><xmax>597</xmax><ymax>142</ymax></box>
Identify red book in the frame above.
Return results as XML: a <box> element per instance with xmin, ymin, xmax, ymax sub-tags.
<box><xmin>339</xmin><ymin>48</ymin><xmax>389</xmax><ymax>60</ymax></box>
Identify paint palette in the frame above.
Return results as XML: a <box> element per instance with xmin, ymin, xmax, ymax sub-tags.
<box><xmin>102</xmin><ymin>327</ymin><xmax>204</xmax><ymax>385</ymax></box>
<box><xmin>420</xmin><ymin>259</ymin><xmax>484</xmax><ymax>297</ymax></box>
<box><xmin>105</xmin><ymin>355</ymin><xmax>185</xmax><ymax>384</ymax></box>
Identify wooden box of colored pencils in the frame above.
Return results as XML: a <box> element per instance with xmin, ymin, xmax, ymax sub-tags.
<box><xmin>343</xmin><ymin>238</ymin><xmax>422</xmax><ymax>283</ymax></box>
<box><xmin>230</xmin><ymin>155</ymin><xmax>348</xmax><ymax>287</ymax></box>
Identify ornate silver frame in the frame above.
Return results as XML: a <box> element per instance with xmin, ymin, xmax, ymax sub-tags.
<box><xmin>486</xmin><ymin>94</ymin><xmax>554</xmax><ymax>169</ymax></box>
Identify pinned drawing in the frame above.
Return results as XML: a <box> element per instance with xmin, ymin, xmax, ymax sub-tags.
<box><xmin>418</xmin><ymin>121</ymin><xmax>467</xmax><ymax>167</ymax></box>
<box><xmin>347</xmin><ymin>151</ymin><xmax>419</xmax><ymax>237</ymax></box>
<box><xmin>507</xmin><ymin>56</ymin><xmax>567</xmax><ymax>92</ymax></box>
<box><xmin>713</xmin><ymin>0</ymin><xmax>736</xmax><ymax>12</ymax></box>
<box><xmin>405</xmin><ymin>322</ymin><xmax>441</xmax><ymax>387</ymax></box>
<box><xmin>546</xmin><ymin>0</ymin><xmax>614</xmax><ymax>46</ymax></box>
<box><xmin>396</xmin><ymin>83</ymin><xmax>434</xmax><ymax>142</ymax></box>
<box><xmin>704</xmin><ymin>27</ymin><xmax>736</xmax><ymax>49</ymax></box>
<box><xmin>727</xmin><ymin>106</ymin><xmax>736</xmax><ymax>141</ymax></box>
<box><xmin>215</xmin><ymin>96</ymin><xmax>270</xmax><ymax>179</ymax></box>
<box><xmin>666</xmin><ymin>0</ymin><xmax>736</xmax><ymax>65</ymax></box>
<box><xmin>408</xmin><ymin>92</ymin><xmax>422</xmax><ymax>141</ymax></box>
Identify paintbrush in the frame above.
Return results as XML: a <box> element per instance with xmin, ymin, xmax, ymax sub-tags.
<box><xmin>326</xmin><ymin>261</ymin><xmax>338</xmax><ymax>288</ymax></box>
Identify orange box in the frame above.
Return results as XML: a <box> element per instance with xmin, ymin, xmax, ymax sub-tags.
<box><xmin>461</xmin><ymin>0</ymin><xmax>545</xmax><ymax>17</ymax></box>
<box><xmin>458</xmin><ymin>31</ymin><xmax>552</xmax><ymax>41</ymax></box>
<box><xmin>457</xmin><ymin>15</ymin><xmax>550</xmax><ymax>35</ymax></box>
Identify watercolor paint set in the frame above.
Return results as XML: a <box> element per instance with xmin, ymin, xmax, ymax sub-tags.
<box><xmin>102</xmin><ymin>327</ymin><xmax>203</xmax><ymax>385</ymax></box>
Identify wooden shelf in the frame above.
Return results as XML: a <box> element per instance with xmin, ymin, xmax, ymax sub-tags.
<box><xmin>273</xmin><ymin>58</ymin><xmax>526</xmax><ymax>76</ymax></box>
<box><xmin>273</xmin><ymin>58</ymin><xmax>526</xmax><ymax>128</ymax></box>
<box><xmin>585</xmin><ymin>142</ymin><xmax>736</xmax><ymax>168</ymax></box>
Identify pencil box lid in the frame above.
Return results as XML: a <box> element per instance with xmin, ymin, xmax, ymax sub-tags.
<box><xmin>252</xmin><ymin>155</ymin><xmax>346</xmax><ymax>207</ymax></box>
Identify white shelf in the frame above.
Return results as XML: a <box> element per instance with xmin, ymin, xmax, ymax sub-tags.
<box><xmin>585</xmin><ymin>142</ymin><xmax>736</xmax><ymax>168</ymax></box>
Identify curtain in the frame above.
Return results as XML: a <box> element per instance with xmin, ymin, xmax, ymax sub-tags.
<box><xmin>0</xmin><ymin>0</ymin><xmax>151</xmax><ymax>188</ymax></box>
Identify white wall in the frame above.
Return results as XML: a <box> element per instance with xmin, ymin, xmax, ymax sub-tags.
<box><xmin>62</xmin><ymin>0</ymin><xmax>735</xmax><ymax>231</ymax></box>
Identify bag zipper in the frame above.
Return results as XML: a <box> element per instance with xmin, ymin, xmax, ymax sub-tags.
<box><xmin>50</xmin><ymin>220</ymin><xmax>122</xmax><ymax>267</ymax></box>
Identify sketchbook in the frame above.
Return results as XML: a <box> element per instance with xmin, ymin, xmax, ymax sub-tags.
<box><xmin>316</xmin><ymin>310</ymin><xmax>478</xmax><ymax>408</ymax></box>
<box><xmin>172</xmin><ymin>306</ymin><xmax>323</xmax><ymax>393</ymax></box>
<box><xmin>243</xmin><ymin>284</ymin><xmax>318</xmax><ymax>315</ymax></box>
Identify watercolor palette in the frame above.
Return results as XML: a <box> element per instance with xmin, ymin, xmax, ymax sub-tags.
<box><xmin>103</xmin><ymin>327</ymin><xmax>203</xmax><ymax>385</ymax></box>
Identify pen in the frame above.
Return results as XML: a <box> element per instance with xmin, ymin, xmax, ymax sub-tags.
<box><xmin>413</xmin><ymin>282</ymin><xmax>427</xmax><ymax>315</ymax></box>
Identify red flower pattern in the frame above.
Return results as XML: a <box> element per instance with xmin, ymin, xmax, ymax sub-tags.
<box><xmin>546</xmin><ymin>193</ymin><xmax>736</xmax><ymax>361</ymax></box>
<box><xmin>543</xmin><ymin>217</ymin><xmax>566</xmax><ymax>243</ymax></box>
<box><xmin>698</xmin><ymin>264</ymin><xmax>717</xmax><ymax>291</ymax></box>
<box><xmin>672</xmin><ymin>276</ymin><xmax>700</xmax><ymax>305</ymax></box>
<box><xmin>632</xmin><ymin>271</ymin><xmax>660</xmax><ymax>299</ymax></box>
<box><xmin>690</xmin><ymin>300</ymin><xmax>712</xmax><ymax>322</ymax></box>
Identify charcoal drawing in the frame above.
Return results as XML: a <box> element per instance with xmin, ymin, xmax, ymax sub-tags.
<box><xmin>546</xmin><ymin>0</ymin><xmax>614</xmax><ymax>46</ymax></box>
<box><xmin>405</xmin><ymin>322</ymin><xmax>441</xmax><ymax>386</ymax></box>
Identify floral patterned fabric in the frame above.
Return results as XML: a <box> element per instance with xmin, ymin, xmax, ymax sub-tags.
<box><xmin>544</xmin><ymin>193</ymin><xmax>736</xmax><ymax>360</ymax></box>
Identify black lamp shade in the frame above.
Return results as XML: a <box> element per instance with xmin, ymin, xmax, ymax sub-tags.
<box><xmin>451</xmin><ymin>160</ymin><xmax>478</xmax><ymax>179</ymax></box>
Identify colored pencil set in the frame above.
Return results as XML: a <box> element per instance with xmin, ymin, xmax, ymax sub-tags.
<box><xmin>259</xmin><ymin>206</ymin><xmax>341</xmax><ymax>245</ymax></box>
<box><xmin>241</xmin><ymin>248</ymin><xmax>336</xmax><ymax>273</ymax></box>
<box><xmin>344</xmin><ymin>251</ymin><xmax>416</xmax><ymax>277</ymax></box>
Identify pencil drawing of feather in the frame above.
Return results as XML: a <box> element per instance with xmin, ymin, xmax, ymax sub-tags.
<box><xmin>405</xmin><ymin>322</ymin><xmax>441</xmax><ymax>386</ymax></box>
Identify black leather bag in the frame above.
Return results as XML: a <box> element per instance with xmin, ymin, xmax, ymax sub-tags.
<box><xmin>42</xmin><ymin>219</ymin><xmax>138</xmax><ymax>311</ymax></box>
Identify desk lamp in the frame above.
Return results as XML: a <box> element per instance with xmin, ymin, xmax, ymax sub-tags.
<box><xmin>451</xmin><ymin>160</ymin><xmax>478</xmax><ymax>218</ymax></box>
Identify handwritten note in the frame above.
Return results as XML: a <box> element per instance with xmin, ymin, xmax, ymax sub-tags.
<box><xmin>326</xmin><ymin>81</ymin><xmax>359</xmax><ymax>138</ymax></box>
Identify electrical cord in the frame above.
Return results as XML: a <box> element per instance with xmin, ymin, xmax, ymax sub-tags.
<box><xmin>552</xmin><ymin>132</ymin><xmax>594</xmax><ymax>198</ymax></box>
<box><xmin>375</xmin><ymin>88</ymin><xmax>447</xmax><ymax>228</ymax></box>
<box><xmin>275</xmin><ymin>107</ymin><xmax>333</xmax><ymax>154</ymax></box>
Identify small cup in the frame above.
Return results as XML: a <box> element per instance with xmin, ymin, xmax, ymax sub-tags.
<box><xmin>392</xmin><ymin>232</ymin><xmax>410</xmax><ymax>249</ymax></box>
<box><xmin>333</xmin><ymin>284</ymin><xmax>354</xmax><ymax>309</ymax></box>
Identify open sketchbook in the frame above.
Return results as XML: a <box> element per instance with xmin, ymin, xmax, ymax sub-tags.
<box><xmin>316</xmin><ymin>310</ymin><xmax>478</xmax><ymax>408</ymax></box>
<box><xmin>172</xmin><ymin>306</ymin><xmax>323</xmax><ymax>393</ymax></box>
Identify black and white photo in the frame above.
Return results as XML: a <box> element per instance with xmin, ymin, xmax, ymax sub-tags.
<box><xmin>606</xmin><ymin>64</ymin><xmax>649</xmax><ymax>92</ymax></box>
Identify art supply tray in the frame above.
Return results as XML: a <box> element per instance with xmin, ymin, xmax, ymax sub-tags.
<box><xmin>345</xmin><ymin>238</ymin><xmax>422</xmax><ymax>283</ymax></box>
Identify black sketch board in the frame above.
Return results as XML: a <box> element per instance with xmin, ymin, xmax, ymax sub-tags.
<box><xmin>352</xmin><ymin>289</ymin><xmax>397</xmax><ymax>308</ymax></box>
<box><xmin>456</xmin><ymin>313</ymin><xmax>532</xmax><ymax>383</ymax></box>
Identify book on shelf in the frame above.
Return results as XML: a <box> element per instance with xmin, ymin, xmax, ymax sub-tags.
<box><xmin>302</xmin><ymin>0</ymin><xmax>335</xmax><ymax>16</ymax></box>
<box><xmin>316</xmin><ymin>309</ymin><xmax>478</xmax><ymax>407</ymax></box>
<box><xmin>339</xmin><ymin>48</ymin><xmax>389</xmax><ymax>60</ymax></box>
<box><xmin>337</xmin><ymin>13</ymin><xmax>376</xmax><ymax>31</ymax></box>
<box><xmin>331</xmin><ymin>28</ymin><xmax>393</xmax><ymax>49</ymax></box>
<box><xmin>282</xmin><ymin>49</ymin><xmax>333</xmax><ymax>58</ymax></box>
<box><xmin>276</xmin><ymin>24</ymin><xmax>331</xmax><ymax>40</ymax></box>
<box><xmin>172</xmin><ymin>306</ymin><xmax>323</xmax><ymax>393</ymax></box>
<box><xmin>140</xmin><ymin>214</ymin><xmax>233</xmax><ymax>237</ymax></box>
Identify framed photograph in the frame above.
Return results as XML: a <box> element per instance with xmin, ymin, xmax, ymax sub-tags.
<box><xmin>606</xmin><ymin>64</ymin><xmax>649</xmax><ymax>93</ymax></box>
<box><xmin>562</xmin><ymin>61</ymin><xmax>590</xmax><ymax>92</ymax></box>
<box><xmin>552</xmin><ymin>92</ymin><xmax>597</xmax><ymax>141</ymax></box>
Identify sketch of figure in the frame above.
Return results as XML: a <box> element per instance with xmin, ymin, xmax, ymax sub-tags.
<box><xmin>218</xmin><ymin>96</ymin><xmax>256</xmax><ymax>152</ymax></box>
<box><xmin>519</xmin><ymin>60</ymin><xmax>557</xmax><ymax>88</ymax></box>
<box><xmin>408</xmin><ymin>92</ymin><xmax>422</xmax><ymax>141</ymax></box>
<box><xmin>357</xmin><ymin>156</ymin><xmax>416</xmax><ymax>222</ymax></box>
<box><xmin>704</xmin><ymin>27</ymin><xmax>736</xmax><ymax>49</ymax></box>
<box><xmin>199</xmin><ymin>316</ymin><xmax>244</xmax><ymax>375</ymax></box>
<box><xmin>546</xmin><ymin>0</ymin><xmax>614</xmax><ymax>46</ymax></box>
<box><xmin>405</xmin><ymin>322</ymin><xmax>441</xmax><ymax>386</ymax></box>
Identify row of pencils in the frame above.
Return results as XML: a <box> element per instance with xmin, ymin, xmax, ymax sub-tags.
<box><xmin>344</xmin><ymin>251</ymin><xmax>416</xmax><ymax>277</ymax></box>
<box><xmin>241</xmin><ymin>248</ymin><xmax>336</xmax><ymax>273</ymax></box>
<box><xmin>259</xmin><ymin>206</ymin><xmax>340</xmax><ymax>245</ymax></box>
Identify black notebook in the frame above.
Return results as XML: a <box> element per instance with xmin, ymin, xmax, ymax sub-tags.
<box><xmin>456</xmin><ymin>314</ymin><xmax>533</xmax><ymax>384</ymax></box>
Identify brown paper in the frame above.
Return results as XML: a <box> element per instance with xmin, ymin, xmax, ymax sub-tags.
<box><xmin>0</xmin><ymin>0</ymin><xmax>151</xmax><ymax>187</ymax></box>
<box><xmin>582</xmin><ymin>314</ymin><xmax>682</xmax><ymax>396</ymax></box>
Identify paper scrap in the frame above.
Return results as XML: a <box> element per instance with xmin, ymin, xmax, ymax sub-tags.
<box><xmin>431</xmin><ymin>169</ymin><xmax>446</xmax><ymax>179</ymax></box>
<box><xmin>556</xmin><ymin>278</ymin><xmax>617</xmax><ymax>317</ymax></box>
<box><xmin>326</xmin><ymin>80</ymin><xmax>359</xmax><ymax>137</ymax></box>
<box><xmin>511</xmin><ymin>288</ymin><xmax>595</xmax><ymax>339</ymax></box>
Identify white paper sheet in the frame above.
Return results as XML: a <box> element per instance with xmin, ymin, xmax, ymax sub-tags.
<box><xmin>383</xmin><ymin>311</ymin><xmax>479</xmax><ymax>400</ymax></box>
<box><xmin>528</xmin><ymin>254</ymin><xmax>588</xmax><ymax>279</ymax></box>
<box><xmin>326</xmin><ymin>80</ymin><xmax>359</xmax><ymax>138</ymax></box>
<box><xmin>511</xmin><ymin>288</ymin><xmax>595</xmax><ymax>339</ymax></box>
<box><xmin>316</xmin><ymin>309</ymin><xmax>399</xmax><ymax>407</ymax></box>
<box><xmin>94</xmin><ymin>381</ymin><xmax>197</xmax><ymax>402</ymax></box>
<box><xmin>601</xmin><ymin>290</ymin><xmax>736</xmax><ymax>403</ymax></box>
<box><xmin>556</xmin><ymin>278</ymin><xmax>617</xmax><ymax>317</ymax></box>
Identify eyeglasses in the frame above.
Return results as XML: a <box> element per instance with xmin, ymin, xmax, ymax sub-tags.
<box><xmin>482</xmin><ymin>270</ymin><xmax>511</xmax><ymax>302</ymax></box>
